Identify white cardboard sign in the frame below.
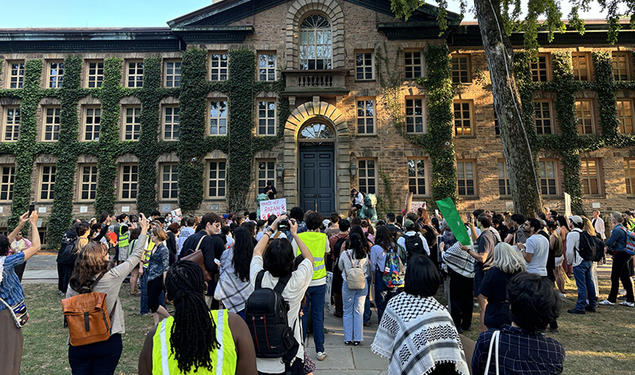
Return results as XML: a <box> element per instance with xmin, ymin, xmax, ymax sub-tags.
<box><xmin>410</xmin><ymin>201</ymin><xmax>426</xmax><ymax>213</ymax></box>
<box><xmin>260</xmin><ymin>198</ymin><xmax>287</xmax><ymax>220</ymax></box>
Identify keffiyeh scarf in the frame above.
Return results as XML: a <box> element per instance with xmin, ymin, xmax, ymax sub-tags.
<box><xmin>372</xmin><ymin>293</ymin><xmax>470</xmax><ymax>375</ymax></box>
<box><xmin>0</xmin><ymin>256</ymin><xmax>5</xmax><ymax>283</ymax></box>
<box><xmin>442</xmin><ymin>242</ymin><xmax>475</xmax><ymax>278</ymax></box>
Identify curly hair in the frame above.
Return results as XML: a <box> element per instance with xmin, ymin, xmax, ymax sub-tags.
<box><xmin>165</xmin><ymin>260</ymin><xmax>220</xmax><ymax>373</ymax></box>
<box><xmin>69</xmin><ymin>241</ymin><xmax>110</xmax><ymax>293</ymax></box>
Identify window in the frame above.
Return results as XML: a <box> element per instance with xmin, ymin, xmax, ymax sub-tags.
<box><xmin>355</xmin><ymin>52</ymin><xmax>374</xmax><ymax>80</ymax></box>
<box><xmin>358</xmin><ymin>159</ymin><xmax>376</xmax><ymax>194</ymax></box>
<box><xmin>210</xmin><ymin>53</ymin><xmax>228</xmax><ymax>81</ymax></box>
<box><xmin>160</xmin><ymin>164</ymin><xmax>179</xmax><ymax>200</ymax></box>
<box><xmin>79</xmin><ymin>165</ymin><xmax>97</xmax><ymax>201</ymax></box>
<box><xmin>126</xmin><ymin>61</ymin><xmax>144</xmax><ymax>88</ymax></box>
<box><xmin>122</xmin><ymin>106</ymin><xmax>141</xmax><ymax>141</ymax></box>
<box><xmin>530</xmin><ymin>54</ymin><xmax>549</xmax><ymax>82</ymax></box>
<box><xmin>258</xmin><ymin>53</ymin><xmax>276</xmax><ymax>81</ymax></box>
<box><xmin>534</xmin><ymin>100</ymin><xmax>553</xmax><ymax>135</ymax></box>
<box><xmin>0</xmin><ymin>165</ymin><xmax>15</xmax><ymax>201</ymax></box>
<box><xmin>119</xmin><ymin>164</ymin><xmax>138</xmax><ymax>200</ymax></box>
<box><xmin>207</xmin><ymin>161</ymin><xmax>226</xmax><ymax>198</ymax></box>
<box><xmin>451</xmin><ymin>55</ymin><xmax>470</xmax><ymax>83</ymax></box>
<box><xmin>456</xmin><ymin>161</ymin><xmax>475</xmax><ymax>196</ymax></box>
<box><xmin>612</xmin><ymin>52</ymin><xmax>630</xmax><ymax>81</ymax></box>
<box><xmin>405</xmin><ymin>98</ymin><xmax>425</xmax><ymax>133</ymax></box>
<box><xmin>164</xmin><ymin>60</ymin><xmax>181</xmax><ymax>88</ymax></box>
<box><xmin>408</xmin><ymin>159</ymin><xmax>426</xmax><ymax>196</ymax></box>
<box><xmin>453</xmin><ymin>101</ymin><xmax>473</xmax><ymax>136</ymax></box>
<box><xmin>208</xmin><ymin>100</ymin><xmax>228</xmax><ymax>135</ymax></box>
<box><xmin>581</xmin><ymin>158</ymin><xmax>601</xmax><ymax>196</ymax></box>
<box><xmin>538</xmin><ymin>160</ymin><xmax>558</xmax><ymax>196</ymax></box>
<box><xmin>82</xmin><ymin>106</ymin><xmax>101</xmax><ymax>141</ymax></box>
<box><xmin>8</xmin><ymin>61</ymin><xmax>25</xmax><ymax>89</ymax></box>
<box><xmin>42</xmin><ymin>106</ymin><xmax>61</xmax><ymax>141</ymax></box>
<box><xmin>48</xmin><ymin>61</ymin><xmax>64</xmax><ymax>88</ymax></box>
<box><xmin>39</xmin><ymin>165</ymin><xmax>56</xmax><ymax>201</ymax></box>
<box><xmin>299</xmin><ymin>15</ymin><xmax>332</xmax><ymax>70</ymax></box>
<box><xmin>356</xmin><ymin>99</ymin><xmax>375</xmax><ymax>134</ymax></box>
<box><xmin>87</xmin><ymin>61</ymin><xmax>104</xmax><ymax>88</ymax></box>
<box><xmin>163</xmin><ymin>106</ymin><xmax>180</xmax><ymax>140</ymax></box>
<box><xmin>257</xmin><ymin>100</ymin><xmax>276</xmax><ymax>136</ymax></box>
<box><xmin>626</xmin><ymin>158</ymin><xmax>635</xmax><ymax>196</ymax></box>
<box><xmin>257</xmin><ymin>160</ymin><xmax>275</xmax><ymax>194</ymax></box>
<box><xmin>494</xmin><ymin>112</ymin><xmax>500</xmax><ymax>136</ymax></box>
<box><xmin>497</xmin><ymin>160</ymin><xmax>511</xmax><ymax>196</ymax></box>
<box><xmin>572</xmin><ymin>53</ymin><xmax>591</xmax><ymax>81</ymax></box>
<box><xmin>617</xmin><ymin>99</ymin><xmax>634</xmax><ymax>134</ymax></box>
<box><xmin>405</xmin><ymin>51</ymin><xmax>423</xmax><ymax>79</ymax></box>
<box><xmin>2</xmin><ymin>106</ymin><xmax>20</xmax><ymax>142</ymax></box>
<box><xmin>575</xmin><ymin>99</ymin><xmax>595</xmax><ymax>135</ymax></box>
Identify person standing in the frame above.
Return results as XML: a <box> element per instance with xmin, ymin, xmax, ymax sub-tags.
<box><xmin>565</xmin><ymin>215</ymin><xmax>598</xmax><ymax>314</ymax></box>
<box><xmin>338</xmin><ymin>232</ymin><xmax>369</xmax><ymax>346</ymax></box>
<box><xmin>369</xmin><ymin>226</ymin><xmax>401</xmax><ymax>322</ymax></box>
<box><xmin>264</xmin><ymin>181</ymin><xmax>277</xmax><ymax>200</ymax></box>
<box><xmin>176</xmin><ymin>216</ymin><xmax>196</xmax><ymax>257</ymax></box>
<box><xmin>329</xmin><ymin>219</ymin><xmax>350</xmax><ymax>318</ymax></box>
<box><xmin>599</xmin><ymin>212</ymin><xmax>634</xmax><ymax>307</ymax></box>
<box><xmin>146</xmin><ymin>227</ymin><xmax>171</xmax><ymax>325</ymax></box>
<box><xmin>165</xmin><ymin>222</ymin><xmax>180</xmax><ymax>265</ymax></box>
<box><xmin>10</xmin><ymin>232</ymin><xmax>31</xmax><ymax>282</ymax></box>
<box><xmin>592</xmin><ymin>210</ymin><xmax>606</xmax><ymax>240</ymax></box>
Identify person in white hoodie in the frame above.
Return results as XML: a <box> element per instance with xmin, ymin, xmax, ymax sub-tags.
<box><xmin>566</xmin><ymin>215</ymin><xmax>598</xmax><ymax>314</ymax></box>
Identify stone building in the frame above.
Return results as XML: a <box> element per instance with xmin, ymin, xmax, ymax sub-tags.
<box><xmin>0</xmin><ymin>0</ymin><xmax>633</xmax><ymax>242</ymax></box>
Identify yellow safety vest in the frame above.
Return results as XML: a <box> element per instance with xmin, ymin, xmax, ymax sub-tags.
<box><xmin>143</xmin><ymin>239</ymin><xmax>156</xmax><ymax>265</ymax></box>
<box><xmin>152</xmin><ymin>309</ymin><xmax>237</xmax><ymax>375</ymax></box>
<box><xmin>118</xmin><ymin>225</ymin><xmax>129</xmax><ymax>248</ymax></box>
<box><xmin>297</xmin><ymin>231</ymin><xmax>327</xmax><ymax>280</ymax></box>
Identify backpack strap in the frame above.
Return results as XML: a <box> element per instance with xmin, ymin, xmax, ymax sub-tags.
<box><xmin>255</xmin><ymin>269</ymin><xmax>266</xmax><ymax>290</ymax></box>
<box><xmin>273</xmin><ymin>274</ymin><xmax>292</xmax><ymax>296</ymax></box>
<box><xmin>87</xmin><ymin>272</ymin><xmax>107</xmax><ymax>293</ymax></box>
<box><xmin>194</xmin><ymin>235</ymin><xmax>207</xmax><ymax>251</ymax></box>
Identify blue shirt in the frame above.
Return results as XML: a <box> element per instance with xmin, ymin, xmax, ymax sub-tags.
<box><xmin>176</xmin><ymin>227</ymin><xmax>195</xmax><ymax>256</ymax></box>
<box><xmin>605</xmin><ymin>225</ymin><xmax>627</xmax><ymax>252</ymax></box>
<box><xmin>370</xmin><ymin>244</ymin><xmax>387</xmax><ymax>273</ymax></box>
<box><xmin>0</xmin><ymin>252</ymin><xmax>26</xmax><ymax>311</ymax></box>
<box><xmin>147</xmin><ymin>244</ymin><xmax>169</xmax><ymax>281</ymax></box>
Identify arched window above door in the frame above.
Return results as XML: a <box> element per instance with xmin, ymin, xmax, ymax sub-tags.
<box><xmin>299</xmin><ymin>121</ymin><xmax>335</xmax><ymax>142</ymax></box>
<box><xmin>299</xmin><ymin>14</ymin><xmax>332</xmax><ymax>70</ymax></box>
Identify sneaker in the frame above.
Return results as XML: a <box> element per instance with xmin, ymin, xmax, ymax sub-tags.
<box><xmin>599</xmin><ymin>299</ymin><xmax>615</xmax><ymax>306</ymax></box>
<box><xmin>567</xmin><ymin>309</ymin><xmax>585</xmax><ymax>314</ymax></box>
<box><xmin>344</xmin><ymin>341</ymin><xmax>352</xmax><ymax>346</ymax></box>
<box><xmin>353</xmin><ymin>341</ymin><xmax>361</xmax><ymax>346</ymax></box>
<box><xmin>617</xmin><ymin>295</ymin><xmax>627</xmax><ymax>300</ymax></box>
<box><xmin>619</xmin><ymin>301</ymin><xmax>634</xmax><ymax>307</ymax></box>
<box><xmin>317</xmin><ymin>352</ymin><xmax>327</xmax><ymax>361</ymax></box>
<box><xmin>584</xmin><ymin>305</ymin><xmax>597</xmax><ymax>313</ymax></box>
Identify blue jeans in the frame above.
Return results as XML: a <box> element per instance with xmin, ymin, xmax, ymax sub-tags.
<box><xmin>374</xmin><ymin>269</ymin><xmax>387</xmax><ymax>322</ymax></box>
<box><xmin>140</xmin><ymin>270</ymin><xmax>165</xmax><ymax>314</ymax></box>
<box><xmin>342</xmin><ymin>280</ymin><xmax>367</xmax><ymax>342</ymax></box>
<box><xmin>301</xmin><ymin>284</ymin><xmax>326</xmax><ymax>353</ymax></box>
<box><xmin>573</xmin><ymin>260</ymin><xmax>597</xmax><ymax>311</ymax></box>
<box><xmin>363</xmin><ymin>274</ymin><xmax>372</xmax><ymax>323</ymax></box>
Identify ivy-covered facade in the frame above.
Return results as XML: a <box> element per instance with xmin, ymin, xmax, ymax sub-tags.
<box><xmin>0</xmin><ymin>0</ymin><xmax>633</xmax><ymax>246</ymax></box>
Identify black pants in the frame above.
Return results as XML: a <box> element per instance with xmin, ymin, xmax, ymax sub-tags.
<box><xmin>449</xmin><ymin>269</ymin><xmax>473</xmax><ymax>331</ymax></box>
<box><xmin>147</xmin><ymin>277</ymin><xmax>164</xmax><ymax>313</ymax></box>
<box><xmin>68</xmin><ymin>334</ymin><xmax>122</xmax><ymax>375</ymax></box>
<box><xmin>608</xmin><ymin>252</ymin><xmax>635</xmax><ymax>303</ymax></box>
<box><xmin>58</xmin><ymin>263</ymin><xmax>74</xmax><ymax>294</ymax></box>
<box><xmin>14</xmin><ymin>261</ymin><xmax>26</xmax><ymax>282</ymax></box>
<box><xmin>331</xmin><ymin>265</ymin><xmax>343</xmax><ymax>316</ymax></box>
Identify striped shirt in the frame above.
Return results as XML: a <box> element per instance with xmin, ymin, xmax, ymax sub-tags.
<box><xmin>0</xmin><ymin>253</ymin><xmax>26</xmax><ymax>311</ymax></box>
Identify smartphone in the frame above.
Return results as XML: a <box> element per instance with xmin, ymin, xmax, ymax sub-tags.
<box><xmin>28</xmin><ymin>203</ymin><xmax>35</xmax><ymax>216</ymax></box>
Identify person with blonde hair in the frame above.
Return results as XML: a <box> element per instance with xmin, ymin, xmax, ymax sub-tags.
<box><xmin>582</xmin><ymin>216</ymin><xmax>601</xmax><ymax>300</ymax></box>
<box><xmin>477</xmin><ymin>242</ymin><xmax>526</xmax><ymax>330</ymax></box>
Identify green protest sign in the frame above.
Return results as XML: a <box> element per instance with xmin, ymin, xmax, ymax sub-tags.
<box><xmin>435</xmin><ymin>197</ymin><xmax>471</xmax><ymax>246</ymax></box>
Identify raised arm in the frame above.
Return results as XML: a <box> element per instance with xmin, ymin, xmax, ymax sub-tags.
<box><xmin>290</xmin><ymin>218</ymin><xmax>313</xmax><ymax>264</ymax></box>
<box><xmin>22</xmin><ymin>212</ymin><xmax>41</xmax><ymax>261</ymax></box>
<box><xmin>8</xmin><ymin>212</ymin><xmax>29</xmax><ymax>243</ymax></box>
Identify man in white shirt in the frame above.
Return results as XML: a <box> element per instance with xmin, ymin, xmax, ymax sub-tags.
<box><xmin>518</xmin><ymin>218</ymin><xmax>549</xmax><ymax>277</ymax></box>
<box><xmin>592</xmin><ymin>210</ymin><xmax>606</xmax><ymax>240</ymax></box>
<box><xmin>397</xmin><ymin>219</ymin><xmax>430</xmax><ymax>257</ymax></box>
<box><xmin>565</xmin><ymin>215</ymin><xmax>598</xmax><ymax>314</ymax></box>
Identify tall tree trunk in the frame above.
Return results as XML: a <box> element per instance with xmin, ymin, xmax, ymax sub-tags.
<box><xmin>474</xmin><ymin>0</ymin><xmax>542</xmax><ymax>216</ymax></box>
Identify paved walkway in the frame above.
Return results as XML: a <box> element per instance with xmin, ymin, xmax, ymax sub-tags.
<box><xmin>23</xmin><ymin>254</ymin><xmax>389</xmax><ymax>374</ymax></box>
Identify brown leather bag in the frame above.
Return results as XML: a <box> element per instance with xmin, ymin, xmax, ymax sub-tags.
<box><xmin>61</xmin><ymin>273</ymin><xmax>117</xmax><ymax>346</ymax></box>
<box><xmin>182</xmin><ymin>235</ymin><xmax>214</xmax><ymax>282</ymax></box>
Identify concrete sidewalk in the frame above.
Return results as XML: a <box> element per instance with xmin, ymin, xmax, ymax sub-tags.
<box><xmin>22</xmin><ymin>254</ymin><xmax>58</xmax><ymax>284</ymax></box>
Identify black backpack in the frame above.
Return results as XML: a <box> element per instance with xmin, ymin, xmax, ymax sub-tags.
<box><xmin>577</xmin><ymin>231</ymin><xmax>603</xmax><ymax>262</ymax></box>
<box><xmin>57</xmin><ymin>237</ymin><xmax>79</xmax><ymax>265</ymax></box>
<box><xmin>245</xmin><ymin>270</ymin><xmax>298</xmax><ymax>362</ymax></box>
<box><xmin>404</xmin><ymin>234</ymin><xmax>426</xmax><ymax>260</ymax></box>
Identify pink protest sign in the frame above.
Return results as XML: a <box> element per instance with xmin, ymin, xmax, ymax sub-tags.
<box><xmin>259</xmin><ymin>198</ymin><xmax>287</xmax><ymax>219</ymax></box>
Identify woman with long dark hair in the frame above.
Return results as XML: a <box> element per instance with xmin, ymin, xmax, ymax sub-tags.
<box><xmin>66</xmin><ymin>214</ymin><xmax>148</xmax><ymax>374</ymax></box>
<box><xmin>138</xmin><ymin>260</ymin><xmax>257</xmax><ymax>374</ymax></box>
<box><xmin>146</xmin><ymin>227</ymin><xmax>170</xmax><ymax>325</ymax></box>
<box><xmin>338</xmin><ymin>232</ymin><xmax>369</xmax><ymax>346</ymax></box>
<box><xmin>214</xmin><ymin>226</ymin><xmax>255</xmax><ymax>318</ymax></box>
<box><xmin>369</xmin><ymin>226</ymin><xmax>401</xmax><ymax>322</ymax></box>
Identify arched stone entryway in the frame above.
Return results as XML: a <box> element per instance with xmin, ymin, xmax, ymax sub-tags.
<box><xmin>282</xmin><ymin>100</ymin><xmax>351</xmax><ymax>213</ymax></box>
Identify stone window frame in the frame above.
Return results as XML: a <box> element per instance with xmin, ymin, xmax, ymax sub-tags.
<box><xmin>121</xmin><ymin>105</ymin><xmax>141</xmax><ymax>141</ymax></box>
<box><xmin>38</xmin><ymin>164</ymin><xmax>56</xmax><ymax>202</ymax></box>
<box><xmin>575</xmin><ymin>99</ymin><xmax>596</xmax><ymax>135</ymax></box>
<box><xmin>0</xmin><ymin>164</ymin><xmax>15</xmax><ymax>201</ymax></box>
<box><xmin>206</xmin><ymin>160</ymin><xmax>227</xmax><ymax>199</ymax></box>
<box><xmin>257</xmin><ymin>159</ymin><xmax>276</xmax><ymax>195</ymax></box>
<box><xmin>47</xmin><ymin>60</ymin><xmax>64</xmax><ymax>89</ymax></box>
<box><xmin>456</xmin><ymin>159</ymin><xmax>477</xmax><ymax>198</ymax></box>
<box><xmin>357</xmin><ymin>158</ymin><xmax>377</xmax><ymax>195</ymax></box>
<box><xmin>616</xmin><ymin>98</ymin><xmax>634</xmax><ymax>134</ymax></box>
<box><xmin>612</xmin><ymin>51</ymin><xmax>631</xmax><ymax>81</ymax></box>
<box><xmin>125</xmin><ymin>60</ymin><xmax>144</xmax><ymax>88</ymax></box>
<box><xmin>530</xmin><ymin>53</ymin><xmax>551</xmax><ymax>82</ymax></box>
<box><xmin>6</xmin><ymin>60</ymin><xmax>25</xmax><ymax>89</ymax></box>
<box><xmin>626</xmin><ymin>158</ymin><xmax>635</xmax><ymax>196</ymax></box>
<box><xmin>118</xmin><ymin>163</ymin><xmax>139</xmax><ymax>201</ymax></box>
<box><xmin>356</xmin><ymin>97</ymin><xmax>376</xmax><ymax>135</ymax></box>
<box><xmin>163</xmin><ymin>59</ymin><xmax>182</xmax><ymax>88</ymax></box>
<box><xmin>534</xmin><ymin>99</ymin><xmax>554</xmax><ymax>135</ymax></box>
<box><xmin>256</xmin><ymin>98</ymin><xmax>277</xmax><ymax>136</ymax></box>
<box><xmin>85</xmin><ymin>60</ymin><xmax>104</xmax><ymax>88</ymax></box>
<box><xmin>355</xmin><ymin>50</ymin><xmax>374</xmax><ymax>81</ymax></box>
<box><xmin>538</xmin><ymin>158</ymin><xmax>560</xmax><ymax>197</ymax></box>
<box><xmin>207</xmin><ymin>98</ymin><xmax>228</xmax><ymax>136</ymax></box>
<box><xmin>1</xmin><ymin>105</ymin><xmax>21</xmax><ymax>142</ymax></box>
<box><xmin>497</xmin><ymin>159</ymin><xmax>511</xmax><ymax>197</ymax></box>
<box><xmin>404</xmin><ymin>50</ymin><xmax>424</xmax><ymax>80</ymax></box>
<box><xmin>451</xmin><ymin>54</ymin><xmax>471</xmax><ymax>84</ymax></box>
<box><xmin>78</xmin><ymin>164</ymin><xmax>98</xmax><ymax>202</ymax></box>
<box><xmin>405</xmin><ymin>96</ymin><xmax>426</xmax><ymax>134</ymax></box>
<box><xmin>257</xmin><ymin>52</ymin><xmax>277</xmax><ymax>82</ymax></box>
<box><xmin>408</xmin><ymin>157</ymin><xmax>429</xmax><ymax>197</ymax></box>
<box><xmin>209</xmin><ymin>51</ymin><xmax>229</xmax><ymax>81</ymax></box>
<box><xmin>162</xmin><ymin>104</ymin><xmax>180</xmax><ymax>141</ymax></box>
<box><xmin>453</xmin><ymin>100</ymin><xmax>473</xmax><ymax>137</ymax></box>
<box><xmin>159</xmin><ymin>163</ymin><xmax>179</xmax><ymax>201</ymax></box>
<box><xmin>81</xmin><ymin>105</ymin><xmax>101</xmax><ymax>142</ymax></box>
<box><xmin>41</xmin><ymin>105</ymin><xmax>61</xmax><ymax>142</ymax></box>
<box><xmin>572</xmin><ymin>52</ymin><xmax>592</xmax><ymax>81</ymax></box>
<box><xmin>580</xmin><ymin>157</ymin><xmax>603</xmax><ymax>197</ymax></box>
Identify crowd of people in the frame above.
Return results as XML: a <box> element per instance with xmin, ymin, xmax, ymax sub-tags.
<box><xmin>1</xmin><ymin>201</ymin><xmax>634</xmax><ymax>375</ymax></box>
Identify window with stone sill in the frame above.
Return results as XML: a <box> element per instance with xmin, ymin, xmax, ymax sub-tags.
<box><xmin>355</xmin><ymin>52</ymin><xmax>374</xmax><ymax>81</ymax></box>
<box><xmin>209</xmin><ymin>100</ymin><xmax>228</xmax><ymax>136</ymax></box>
<box><xmin>299</xmin><ymin>15</ymin><xmax>332</xmax><ymax>70</ymax></box>
<box><xmin>405</xmin><ymin>98</ymin><xmax>425</xmax><ymax>134</ymax></box>
<box><xmin>534</xmin><ymin>100</ymin><xmax>553</xmax><ymax>135</ymax></box>
<box><xmin>39</xmin><ymin>164</ymin><xmax>56</xmax><ymax>201</ymax></box>
<box><xmin>79</xmin><ymin>164</ymin><xmax>97</xmax><ymax>201</ymax></box>
<box><xmin>571</xmin><ymin>52</ymin><xmax>591</xmax><ymax>81</ymax></box>
<box><xmin>530</xmin><ymin>54</ymin><xmax>549</xmax><ymax>82</ymax></box>
<box><xmin>453</xmin><ymin>101</ymin><xmax>473</xmax><ymax>136</ymax></box>
<box><xmin>164</xmin><ymin>60</ymin><xmax>181</xmax><ymax>88</ymax></box>
<box><xmin>538</xmin><ymin>159</ymin><xmax>558</xmax><ymax>196</ymax></box>
<box><xmin>2</xmin><ymin>106</ymin><xmax>20</xmax><ymax>142</ymax></box>
<box><xmin>48</xmin><ymin>61</ymin><xmax>64</xmax><ymax>88</ymax></box>
<box><xmin>612</xmin><ymin>52</ymin><xmax>630</xmax><ymax>81</ymax></box>
<box><xmin>8</xmin><ymin>61</ymin><xmax>25</xmax><ymax>89</ymax></box>
<box><xmin>0</xmin><ymin>165</ymin><xmax>15</xmax><ymax>201</ymax></box>
<box><xmin>122</xmin><ymin>106</ymin><xmax>141</xmax><ymax>141</ymax></box>
<box><xmin>42</xmin><ymin>106</ymin><xmax>61</xmax><ymax>141</ymax></box>
<box><xmin>257</xmin><ymin>100</ymin><xmax>276</xmax><ymax>136</ymax></box>
<box><xmin>580</xmin><ymin>158</ymin><xmax>602</xmax><ymax>196</ymax></box>
<box><xmin>210</xmin><ymin>52</ymin><xmax>229</xmax><ymax>81</ymax></box>
<box><xmin>626</xmin><ymin>158</ymin><xmax>635</xmax><ymax>196</ymax></box>
<box><xmin>451</xmin><ymin>55</ymin><xmax>470</xmax><ymax>84</ymax></box>
<box><xmin>497</xmin><ymin>160</ymin><xmax>511</xmax><ymax>197</ymax></box>
<box><xmin>575</xmin><ymin>99</ymin><xmax>596</xmax><ymax>135</ymax></box>
<box><xmin>408</xmin><ymin>158</ymin><xmax>426</xmax><ymax>196</ymax></box>
<box><xmin>126</xmin><ymin>61</ymin><xmax>144</xmax><ymax>88</ymax></box>
<box><xmin>163</xmin><ymin>106</ymin><xmax>180</xmax><ymax>141</ymax></box>
<box><xmin>356</xmin><ymin>99</ymin><xmax>375</xmax><ymax>134</ymax></box>
<box><xmin>86</xmin><ymin>61</ymin><xmax>104</xmax><ymax>88</ymax></box>
<box><xmin>617</xmin><ymin>99</ymin><xmax>634</xmax><ymax>134</ymax></box>
<box><xmin>82</xmin><ymin>106</ymin><xmax>101</xmax><ymax>142</ymax></box>
<box><xmin>258</xmin><ymin>53</ymin><xmax>276</xmax><ymax>81</ymax></box>
<box><xmin>257</xmin><ymin>160</ymin><xmax>275</xmax><ymax>195</ymax></box>
<box><xmin>358</xmin><ymin>159</ymin><xmax>377</xmax><ymax>195</ymax></box>
<box><xmin>119</xmin><ymin>164</ymin><xmax>138</xmax><ymax>200</ymax></box>
<box><xmin>207</xmin><ymin>160</ymin><xmax>226</xmax><ymax>198</ymax></box>
<box><xmin>405</xmin><ymin>51</ymin><xmax>423</xmax><ymax>79</ymax></box>
<box><xmin>160</xmin><ymin>163</ymin><xmax>179</xmax><ymax>200</ymax></box>
<box><xmin>456</xmin><ymin>160</ymin><xmax>476</xmax><ymax>197</ymax></box>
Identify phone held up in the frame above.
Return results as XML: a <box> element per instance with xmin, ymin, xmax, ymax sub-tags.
<box><xmin>28</xmin><ymin>203</ymin><xmax>35</xmax><ymax>216</ymax></box>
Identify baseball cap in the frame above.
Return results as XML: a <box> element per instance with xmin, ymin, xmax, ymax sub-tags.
<box><xmin>569</xmin><ymin>215</ymin><xmax>583</xmax><ymax>225</ymax></box>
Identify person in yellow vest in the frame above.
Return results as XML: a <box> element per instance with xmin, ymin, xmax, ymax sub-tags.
<box><xmin>138</xmin><ymin>260</ymin><xmax>256</xmax><ymax>375</ymax></box>
<box><xmin>139</xmin><ymin>221</ymin><xmax>159</xmax><ymax>315</ymax></box>
<box><xmin>296</xmin><ymin>211</ymin><xmax>330</xmax><ymax>361</ymax></box>
<box><xmin>116</xmin><ymin>214</ymin><xmax>130</xmax><ymax>265</ymax></box>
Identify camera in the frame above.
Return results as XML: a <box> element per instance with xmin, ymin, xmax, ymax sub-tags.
<box><xmin>278</xmin><ymin>219</ymin><xmax>290</xmax><ymax>231</ymax></box>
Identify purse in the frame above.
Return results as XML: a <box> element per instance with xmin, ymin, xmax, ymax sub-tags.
<box><xmin>484</xmin><ymin>330</ymin><xmax>501</xmax><ymax>375</ymax></box>
<box><xmin>0</xmin><ymin>297</ymin><xmax>29</xmax><ymax>328</ymax></box>
<box><xmin>182</xmin><ymin>236</ymin><xmax>214</xmax><ymax>282</ymax></box>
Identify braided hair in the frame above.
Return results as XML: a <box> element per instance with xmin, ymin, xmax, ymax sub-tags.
<box><xmin>164</xmin><ymin>260</ymin><xmax>220</xmax><ymax>373</ymax></box>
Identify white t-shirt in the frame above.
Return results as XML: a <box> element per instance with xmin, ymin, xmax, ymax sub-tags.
<box><xmin>249</xmin><ymin>256</ymin><xmax>313</xmax><ymax>374</ymax></box>
<box><xmin>397</xmin><ymin>231</ymin><xmax>430</xmax><ymax>256</ymax></box>
<box><xmin>525</xmin><ymin>233</ymin><xmax>549</xmax><ymax>276</ymax></box>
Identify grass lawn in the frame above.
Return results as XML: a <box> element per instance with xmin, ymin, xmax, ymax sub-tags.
<box><xmin>19</xmin><ymin>264</ymin><xmax>635</xmax><ymax>375</ymax></box>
